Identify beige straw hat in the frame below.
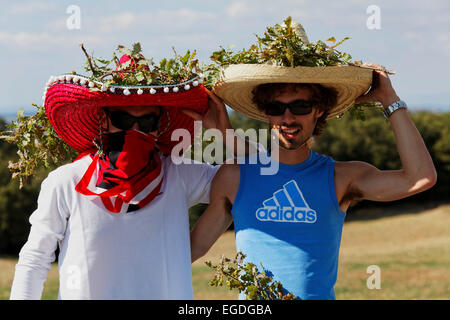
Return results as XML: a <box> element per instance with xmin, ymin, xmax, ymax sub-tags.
<box><xmin>213</xmin><ymin>21</ymin><xmax>373</xmax><ymax>121</ymax></box>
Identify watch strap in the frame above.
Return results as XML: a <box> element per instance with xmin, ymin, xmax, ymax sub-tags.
<box><xmin>383</xmin><ymin>100</ymin><xmax>407</xmax><ymax>118</ymax></box>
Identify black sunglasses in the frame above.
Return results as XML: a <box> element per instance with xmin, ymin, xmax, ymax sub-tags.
<box><xmin>263</xmin><ymin>99</ymin><xmax>315</xmax><ymax>116</ymax></box>
<box><xmin>108</xmin><ymin>110</ymin><xmax>161</xmax><ymax>133</ymax></box>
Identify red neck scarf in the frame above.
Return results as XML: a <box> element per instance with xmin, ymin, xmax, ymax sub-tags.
<box><xmin>75</xmin><ymin>130</ymin><xmax>164</xmax><ymax>213</ymax></box>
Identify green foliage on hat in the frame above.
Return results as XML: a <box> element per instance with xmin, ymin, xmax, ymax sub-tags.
<box><xmin>210</xmin><ymin>17</ymin><xmax>359</xmax><ymax>68</ymax></box>
<box><xmin>81</xmin><ymin>42</ymin><xmax>203</xmax><ymax>91</ymax></box>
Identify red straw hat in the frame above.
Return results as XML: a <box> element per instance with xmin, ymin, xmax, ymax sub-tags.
<box><xmin>44</xmin><ymin>57</ymin><xmax>208</xmax><ymax>155</ymax></box>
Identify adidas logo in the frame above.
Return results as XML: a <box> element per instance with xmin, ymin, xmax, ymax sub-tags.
<box><xmin>256</xmin><ymin>180</ymin><xmax>317</xmax><ymax>223</ymax></box>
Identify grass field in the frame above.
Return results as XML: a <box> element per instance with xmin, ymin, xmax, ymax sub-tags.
<box><xmin>1</xmin><ymin>203</ymin><xmax>450</xmax><ymax>300</ymax></box>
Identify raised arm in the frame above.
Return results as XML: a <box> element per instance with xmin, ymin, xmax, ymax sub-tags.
<box><xmin>190</xmin><ymin>164</ymin><xmax>239</xmax><ymax>262</ymax></box>
<box><xmin>337</xmin><ymin>68</ymin><xmax>437</xmax><ymax>210</ymax></box>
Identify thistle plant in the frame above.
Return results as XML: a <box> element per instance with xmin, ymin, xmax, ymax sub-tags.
<box><xmin>206</xmin><ymin>251</ymin><xmax>296</xmax><ymax>300</ymax></box>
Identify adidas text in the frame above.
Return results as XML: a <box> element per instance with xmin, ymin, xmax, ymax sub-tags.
<box><xmin>256</xmin><ymin>206</ymin><xmax>317</xmax><ymax>223</ymax></box>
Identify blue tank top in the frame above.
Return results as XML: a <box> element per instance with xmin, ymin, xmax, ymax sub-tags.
<box><xmin>231</xmin><ymin>150</ymin><xmax>346</xmax><ymax>300</ymax></box>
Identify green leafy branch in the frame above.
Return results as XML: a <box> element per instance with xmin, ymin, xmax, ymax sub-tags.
<box><xmin>206</xmin><ymin>251</ymin><xmax>296</xmax><ymax>300</ymax></box>
<box><xmin>206</xmin><ymin>17</ymin><xmax>361</xmax><ymax>77</ymax></box>
<box><xmin>0</xmin><ymin>104</ymin><xmax>77</xmax><ymax>188</ymax></box>
<box><xmin>81</xmin><ymin>42</ymin><xmax>203</xmax><ymax>92</ymax></box>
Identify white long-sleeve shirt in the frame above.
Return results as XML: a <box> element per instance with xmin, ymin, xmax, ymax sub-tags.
<box><xmin>10</xmin><ymin>154</ymin><xmax>219</xmax><ymax>300</ymax></box>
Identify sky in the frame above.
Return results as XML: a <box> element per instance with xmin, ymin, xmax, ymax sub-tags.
<box><xmin>0</xmin><ymin>0</ymin><xmax>449</xmax><ymax>115</ymax></box>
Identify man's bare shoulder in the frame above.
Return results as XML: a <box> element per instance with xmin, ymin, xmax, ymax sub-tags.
<box><xmin>334</xmin><ymin>160</ymin><xmax>380</xmax><ymax>208</ymax></box>
<box><xmin>335</xmin><ymin>160</ymin><xmax>377</xmax><ymax>188</ymax></box>
<box><xmin>213</xmin><ymin>163</ymin><xmax>240</xmax><ymax>186</ymax></box>
<box><xmin>211</xmin><ymin>163</ymin><xmax>240</xmax><ymax>203</ymax></box>
<box><xmin>335</xmin><ymin>160</ymin><xmax>378</xmax><ymax>179</ymax></box>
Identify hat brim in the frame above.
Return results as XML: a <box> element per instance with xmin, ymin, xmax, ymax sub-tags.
<box><xmin>45</xmin><ymin>81</ymin><xmax>209</xmax><ymax>154</ymax></box>
<box><xmin>213</xmin><ymin>64</ymin><xmax>373</xmax><ymax>121</ymax></box>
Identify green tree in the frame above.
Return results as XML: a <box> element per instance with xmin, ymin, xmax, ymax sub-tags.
<box><xmin>313</xmin><ymin>108</ymin><xmax>400</xmax><ymax>170</ymax></box>
<box><xmin>314</xmin><ymin>109</ymin><xmax>450</xmax><ymax>203</ymax></box>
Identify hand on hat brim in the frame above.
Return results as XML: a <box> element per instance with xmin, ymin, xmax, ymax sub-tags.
<box><xmin>355</xmin><ymin>67</ymin><xmax>399</xmax><ymax>108</ymax></box>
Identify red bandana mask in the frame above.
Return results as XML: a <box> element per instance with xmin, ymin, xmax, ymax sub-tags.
<box><xmin>75</xmin><ymin>130</ymin><xmax>164</xmax><ymax>213</ymax></box>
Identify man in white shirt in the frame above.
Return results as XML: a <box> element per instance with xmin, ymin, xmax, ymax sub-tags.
<box><xmin>9</xmin><ymin>52</ymin><xmax>237</xmax><ymax>299</ymax></box>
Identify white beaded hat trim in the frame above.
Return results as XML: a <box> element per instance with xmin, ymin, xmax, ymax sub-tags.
<box><xmin>43</xmin><ymin>74</ymin><xmax>204</xmax><ymax>101</ymax></box>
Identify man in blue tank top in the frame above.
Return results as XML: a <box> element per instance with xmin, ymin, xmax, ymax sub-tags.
<box><xmin>190</xmin><ymin>71</ymin><xmax>437</xmax><ymax>299</ymax></box>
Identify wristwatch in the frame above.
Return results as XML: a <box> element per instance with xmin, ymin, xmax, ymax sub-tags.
<box><xmin>383</xmin><ymin>100</ymin><xmax>407</xmax><ymax>119</ymax></box>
